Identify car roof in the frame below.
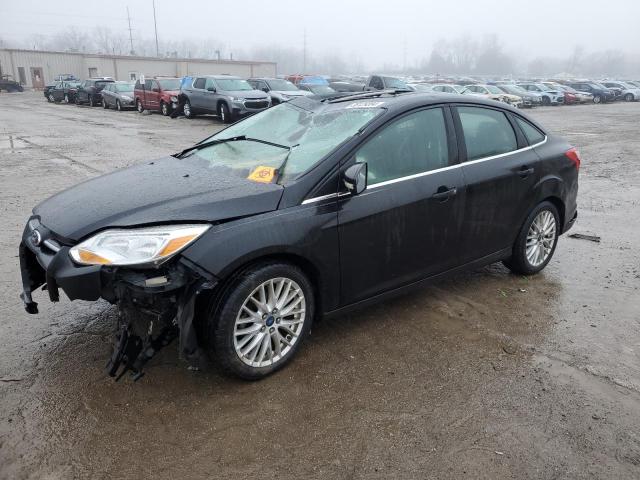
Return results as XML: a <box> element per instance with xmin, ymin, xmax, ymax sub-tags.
<box><xmin>199</xmin><ymin>75</ymin><xmax>241</xmax><ymax>79</ymax></box>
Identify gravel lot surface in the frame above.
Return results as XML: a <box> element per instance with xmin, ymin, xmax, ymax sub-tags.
<box><xmin>1</xmin><ymin>92</ymin><xmax>639</xmax><ymax>479</ymax></box>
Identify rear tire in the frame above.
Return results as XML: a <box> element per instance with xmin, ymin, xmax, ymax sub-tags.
<box><xmin>47</xmin><ymin>93</ymin><xmax>55</xmax><ymax>103</ymax></box>
<box><xmin>208</xmin><ymin>262</ymin><xmax>314</xmax><ymax>380</ymax></box>
<box><xmin>503</xmin><ymin>201</ymin><xmax>560</xmax><ymax>275</ymax></box>
<box><xmin>89</xmin><ymin>95</ymin><xmax>95</xmax><ymax>107</ymax></box>
<box><xmin>593</xmin><ymin>95</ymin><xmax>602</xmax><ymax>104</ymax></box>
<box><xmin>624</xmin><ymin>93</ymin><xmax>634</xmax><ymax>102</ymax></box>
<box><xmin>116</xmin><ymin>100</ymin><xmax>122</xmax><ymax>111</ymax></box>
<box><xmin>103</xmin><ymin>98</ymin><xmax>109</xmax><ymax>109</ymax></box>
<box><xmin>541</xmin><ymin>96</ymin><xmax>551</xmax><ymax>106</ymax></box>
<box><xmin>64</xmin><ymin>93</ymin><xmax>70</xmax><ymax>103</ymax></box>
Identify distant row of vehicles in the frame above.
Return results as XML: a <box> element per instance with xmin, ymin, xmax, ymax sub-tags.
<box><xmin>42</xmin><ymin>72</ymin><xmax>640</xmax><ymax>125</ymax></box>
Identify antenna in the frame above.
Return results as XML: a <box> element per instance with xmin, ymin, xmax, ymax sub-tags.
<box><xmin>152</xmin><ymin>0</ymin><xmax>159</xmax><ymax>57</ymax></box>
<box><xmin>127</xmin><ymin>6</ymin><xmax>134</xmax><ymax>55</ymax></box>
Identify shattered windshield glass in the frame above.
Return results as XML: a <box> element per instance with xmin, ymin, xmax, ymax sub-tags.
<box><xmin>187</xmin><ymin>102</ymin><xmax>384</xmax><ymax>184</ymax></box>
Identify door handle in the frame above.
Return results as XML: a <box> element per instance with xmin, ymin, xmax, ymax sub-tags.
<box><xmin>431</xmin><ymin>186</ymin><xmax>457</xmax><ymax>202</ymax></box>
<box><xmin>518</xmin><ymin>166</ymin><xmax>535</xmax><ymax>178</ymax></box>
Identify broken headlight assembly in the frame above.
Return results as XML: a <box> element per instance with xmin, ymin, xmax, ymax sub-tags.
<box><xmin>69</xmin><ymin>224</ymin><xmax>210</xmax><ymax>267</ymax></box>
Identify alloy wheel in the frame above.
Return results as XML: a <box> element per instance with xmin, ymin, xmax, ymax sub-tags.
<box><xmin>183</xmin><ymin>102</ymin><xmax>191</xmax><ymax>117</ymax></box>
<box><xmin>233</xmin><ymin>277</ymin><xmax>306</xmax><ymax>368</ymax></box>
<box><xmin>64</xmin><ymin>94</ymin><xmax>69</xmax><ymax>103</ymax></box>
<box><xmin>525</xmin><ymin>210</ymin><xmax>556</xmax><ymax>267</ymax></box>
<box><xmin>48</xmin><ymin>94</ymin><xmax>55</xmax><ymax>102</ymax></box>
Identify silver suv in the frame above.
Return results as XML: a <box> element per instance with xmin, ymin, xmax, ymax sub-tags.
<box><xmin>181</xmin><ymin>75</ymin><xmax>271</xmax><ymax>123</ymax></box>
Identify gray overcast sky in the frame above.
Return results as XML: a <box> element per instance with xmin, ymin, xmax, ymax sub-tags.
<box><xmin>1</xmin><ymin>0</ymin><xmax>639</xmax><ymax>67</ymax></box>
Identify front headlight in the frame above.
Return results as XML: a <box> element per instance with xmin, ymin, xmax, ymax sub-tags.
<box><xmin>231</xmin><ymin>96</ymin><xmax>244</xmax><ymax>102</ymax></box>
<box><xmin>69</xmin><ymin>224</ymin><xmax>210</xmax><ymax>266</ymax></box>
<box><xmin>121</xmin><ymin>95</ymin><xmax>133</xmax><ymax>101</ymax></box>
<box><xmin>170</xmin><ymin>95</ymin><xmax>178</xmax><ymax>102</ymax></box>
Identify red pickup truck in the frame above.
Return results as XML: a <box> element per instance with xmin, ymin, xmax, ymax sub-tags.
<box><xmin>134</xmin><ymin>77</ymin><xmax>181</xmax><ymax>116</ymax></box>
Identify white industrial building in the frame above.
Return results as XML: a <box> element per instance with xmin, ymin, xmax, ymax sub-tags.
<box><xmin>0</xmin><ymin>48</ymin><xmax>277</xmax><ymax>89</ymax></box>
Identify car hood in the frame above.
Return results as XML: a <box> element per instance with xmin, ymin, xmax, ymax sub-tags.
<box><xmin>273</xmin><ymin>90</ymin><xmax>312</xmax><ymax>97</ymax></box>
<box><xmin>34</xmin><ymin>156</ymin><xmax>284</xmax><ymax>241</ymax></box>
<box><xmin>226</xmin><ymin>89</ymin><xmax>269</xmax><ymax>99</ymax></box>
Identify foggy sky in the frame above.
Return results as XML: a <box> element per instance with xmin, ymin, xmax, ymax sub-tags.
<box><xmin>1</xmin><ymin>0</ymin><xmax>639</xmax><ymax>68</ymax></box>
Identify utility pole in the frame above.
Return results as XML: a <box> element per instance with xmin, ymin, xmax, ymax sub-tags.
<box><xmin>127</xmin><ymin>7</ymin><xmax>134</xmax><ymax>55</ymax></box>
<box><xmin>152</xmin><ymin>0</ymin><xmax>159</xmax><ymax>57</ymax></box>
<box><xmin>303</xmin><ymin>28</ymin><xmax>307</xmax><ymax>73</ymax></box>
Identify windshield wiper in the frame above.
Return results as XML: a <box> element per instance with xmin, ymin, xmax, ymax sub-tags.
<box><xmin>175</xmin><ymin>135</ymin><xmax>290</xmax><ymax>158</ymax></box>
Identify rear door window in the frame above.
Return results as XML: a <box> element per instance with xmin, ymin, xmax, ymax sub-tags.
<box><xmin>355</xmin><ymin>108</ymin><xmax>450</xmax><ymax>185</ymax></box>
<box><xmin>457</xmin><ymin>106</ymin><xmax>517</xmax><ymax>161</ymax></box>
<box><xmin>193</xmin><ymin>77</ymin><xmax>206</xmax><ymax>89</ymax></box>
<box><xmin>514</xmin><ymin>116</ymin><xmax>545</xmax><ymax>145</ymax></box>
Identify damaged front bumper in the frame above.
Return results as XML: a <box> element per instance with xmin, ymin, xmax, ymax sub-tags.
<box><xmin>19</xmin><ymin>217</ymin><xmax>217</xmax><ymax>380</ymax></box>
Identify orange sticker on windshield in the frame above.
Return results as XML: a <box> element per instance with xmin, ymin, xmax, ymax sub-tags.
<box><xmin>248</xmin><ymin>166</ymin><xmax>276</xmax><ymax>183</ymax></box>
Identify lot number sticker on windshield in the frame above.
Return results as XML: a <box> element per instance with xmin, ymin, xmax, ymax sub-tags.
<box><xmin>248</xmin><ymin>166</ymin><xmax>276</xmax><ymax>183</ymax></box>
<box><xmin>345</xmin><ymin>101</ymin><xmax>385</xmax><ymax>109</ymax></box>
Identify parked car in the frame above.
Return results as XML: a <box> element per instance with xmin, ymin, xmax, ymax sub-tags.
<box><xmin>364</xmin><ymin>75</ymin><xmax>411</xmax><ymax>91</ymax></box>
<box><xmin>517</xmin><ymin>83</ymin><xmax>565</xmax><ymax>106</ymax></box>
<box><xmin>19</xmin><ymin>92</ymin><xmax>579</xmax><ymax>381</ymax></box>
<box><xmin>554</xmin><ymin>84</ymin><xmax>592</xmax><ymax>104</ymax></box>
<box><xmin>297</xmin><ymin>84</ymin><xmax>337</xmax><ymax>96</ymax></box>
<box><xmin>101</xmin><ymin>81</ymin><xmax>136</xmax><ymax>111</ymax></box>
<box><xmin>408</xmin><ymin>83</ymin><xmax>434</xmax><ymax>92</ymax></box>
<box><xmin>75</xmin><ymin>78</ymin><xmax>115</xmax><ymax>106</ymax></box>
<box><xmin>285</xmin><ymin>75</ymin><xmax>328</xmax><ymax>86</ymax></box>
<box><xmin>134</xmin><ymin>77</ymin><xmax>182</xmax><ymax>115</ymax></box>
<box><xmin>44</xmin><ymin>80</ymin><xmax>82</xmax><ymax>103</ymax></box>
<box><xmin>430</xmin><ymin>84</ymin><xmax>472</xmax><ymax>95</ymax></box>
<box><xmin>329</xmin><ymin>81</ymin><xmax>365</xmax><ymax>92</ymax></box>
<box><xmin>180</xmin><ymin>75</ymin><xmax>271</xmax><ymax>123</ymax></box>
<box><xmin>601</xmin><ymin>81</ymin><xmax>640</xmax><ymax>102</ymax></box>
<box><xmin>466</xmin><ymin>84</ymin><xmax>522</xmax><ymax>107</ymax></box>
<box><xmin>542</xmin><ymin>82</ymin><xmax>579</xmax><ymax>105</ymax></box>
<box><xmin>0</xmin><ymin>75</ymin><xmax>24</xmax><ymax>92</ymax></box>
<box><xmin>566</xmin><ymin>82</ymin><xmax>615</xmax><ymax>104</ymax></box>
<box><xmin>496</xmin><ymin>84</ymin><xmax>542</xmax><ymax>108</ymax></box>
<box><xmin>247</xmin><ymin>78</ymin><xmax>312</xmax><ymax>105</ymax></box>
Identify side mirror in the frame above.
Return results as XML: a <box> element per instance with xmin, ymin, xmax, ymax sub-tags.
<box><xmin>207</xmin><ymin>86</ymin><xmax>216</xmax><ymax>92</ymax></box>
<box><xmin>262</xmin><ymin>87</ymin><xmax>269</xmax><ymax>93</ymax></box>
<box><xmin>343</xmin><ymin>162</ymin><xmax>367</xmax><ymax>195</ymax></box>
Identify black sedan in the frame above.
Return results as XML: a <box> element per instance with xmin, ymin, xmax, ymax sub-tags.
<box><xmin>75</xmin><ymin>78</ymin><xmax>114</xmax><ymax>106</ymax></box>
<box><xmin>19</xmin><ymin>93</ymin><xmax>579</xmax><ymax>381</ymax></box>
<box><xmin>45</xmin><ymin>81</ymin><xmax>82</xmax><ymax>103</ymax></box>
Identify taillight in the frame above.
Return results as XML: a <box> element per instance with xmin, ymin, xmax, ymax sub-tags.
<box><xmin>565</xmin><ymin>147</ymin><xmax>581</xmax><ymax>170</ymax></box>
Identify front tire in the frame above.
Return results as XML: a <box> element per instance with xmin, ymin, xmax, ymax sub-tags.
<box><xmin>103</xmin><ymin>98</ymin><xmax>109</xmax><ymax>109</ymax></box>
<box><xmin>47</xmin><ymin>93</ymin><xmax>55</xmax><ymax>103</ymax></box>
<box><xmin>593</xmin><ymin>95</ymin><xmax>602</xmax><ymax>104</ymax></box>
<box><xmin>541</xmin><ymin>96</ymin><xmax>551</xmax><ymax>106</ymax></box>
<box><xmin>624</xmin><ymin>93</ymin><xmax>634</xmax><ymax>102</ymax></box>
<box><xmin>208</xmin><ymin>262</ymin><xmax>314</xmax><ymax>380</ymax></box>
<box><xmin>88</xmin><ymin>95</ymin><xmax>95</xmax><ymax>107</ymax></box>
<box><xmin>160</xmin><ymin>101</ymin><xmax>170</xmax><ymax>116</ymax></box>
<box><xmin>503</xmin><ymin>201</ymin><xmax>560</xmax><ymax>275</ymax></box>
<box><xmin>218</xmin><ymin>102</ymin><xmax>233</xmax><ymax>124</ymax></box>
<box><xmin>183</xmin><ymin>99</ymin><xmax>193</xmax><ymax>118</ymax></box>
<box><xmin>116</xmin><ymin>100</ymin><xmax>122</xmax><ymax>111</ymax></box>
<box><xmin>136</xmin><ymin>99</ymin><xmax>144</xmax><ymax>113</ymax></box>
<box><xmin>64</xmin><ymin>93</ymin><xmax>70</xmax><ymax>103</ymax></box>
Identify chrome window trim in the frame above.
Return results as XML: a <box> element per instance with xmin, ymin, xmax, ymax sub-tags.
<box><xmin>367</xmin><ymin>136</ymin><xmax>547</xmax><ymax>190</ymax></box>
<box><xmin>300</xmin><ymin>136</ymin><xmax>548</xmax><ymax>203</ymax></box>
